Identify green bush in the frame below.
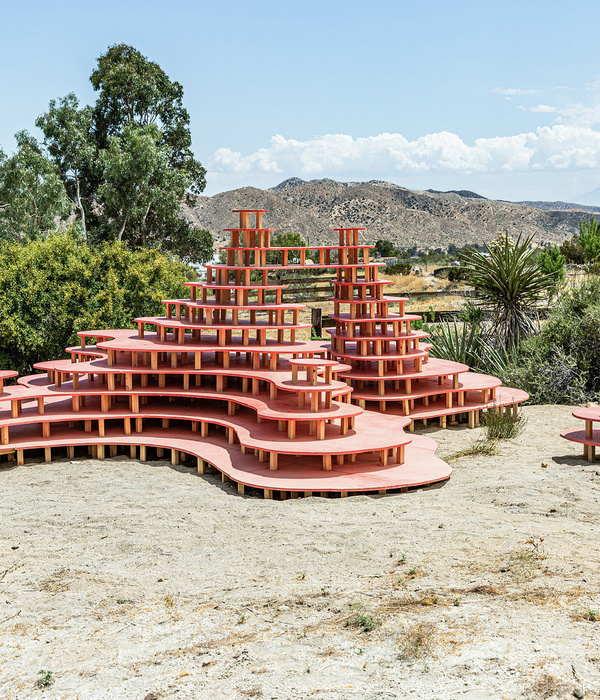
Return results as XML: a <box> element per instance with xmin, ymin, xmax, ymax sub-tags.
<box><xmin>384</xmin><ymin>261</ymin><xmax>411</xmax><ymax>275</ymax></box>
<box><xmin>500</xmin><ymin>277</ymin><xmax>600</xmax><ymax>404</ymax></box>
<box><xmin>0</xmin><ymin>231</ymin><xmax>192</xmax><ymax>374</ymax></box>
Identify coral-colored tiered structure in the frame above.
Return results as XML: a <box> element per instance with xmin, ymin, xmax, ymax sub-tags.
<box><xmin>0</xmin><ymin>210</ymin><xmax>458</xmax><ymax>497</ymax></box>
<box><xmin>326</xmin><ymin>226</ymin><xmax>529</xmax><ymax>428</ymax></box>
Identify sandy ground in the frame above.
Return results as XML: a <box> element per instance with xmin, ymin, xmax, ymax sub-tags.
<box><xmin>1</xmin><ymin>404</ymin><xmax>600</xmax><ymax>699</ymax></box>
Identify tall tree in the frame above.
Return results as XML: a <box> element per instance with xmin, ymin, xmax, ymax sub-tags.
<box><xmin>36</xmin><ymin>93</ymin><xmax>95</xmax><ymax>242</ymax></box>
<box><xmin>97</xmin><ymin>123</ymin><xmax>189</xmax><ymax>243</ymax></box>
<box><xmin>34</xmin><ymin>44</ymin><xmax>212</xmax><ymax>263</ymax></box>
<box><xmin>0</xmin><ymin>131</ymin><xmax>72</xmax><ymax>241</ymax></box>
<box><xmin>90</xmin><ymin>44</ymin><xmax>206</xmax><ymax>196</ymax></box>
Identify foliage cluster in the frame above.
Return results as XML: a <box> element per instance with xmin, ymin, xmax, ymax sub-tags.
<box><xmin>0</xmin><ymin>231</ymin><xmax>191</xmax><ymax>374</ymax></box>
<box><xmin>384</xmin><ymin>261</ymin><xmax>411</xmax><ymax>275</ymax></box>
<box><xmin>502</xmin><ymin>277</ymin><xmax>600</xmax><ymax>404</ymax></box>
<box><xmin>460</xmin><ymin>233</ymin><xmax>558</xmax><ymax>347</ymax></box>
<box><xmin>560</xmin><ymin>216</ymin><xmax>600</xmax><ymax>265</ymax></box>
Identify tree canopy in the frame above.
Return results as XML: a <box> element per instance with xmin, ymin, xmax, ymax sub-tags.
<box><xmin>26</xmin><ymin>44</ymin><xmax>212</xmax><ymax>264</ymax></box>
<box><xmin>0</xmin><ymin>231</ymin><xmax>193</xmax><ymax>374</ymax></box>
<box><xmin>0</xmin><ymin>131</ymin><xmax>72</xmax><ymax>242</ymax></box>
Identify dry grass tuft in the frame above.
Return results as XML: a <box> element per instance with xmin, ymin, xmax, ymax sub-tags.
<box><xmin>468</xmin><ymin>584</ymin><xmax>505</xmax><ymax>596</ymax></box>
<box><xmin>397</xmin><ymin>622</ymin><xmax>438</xmax><ymax>661</ymax></box>
<box><xmin>444</xmin><ymin>437</ymin><xmax>499</xmax><ymax>462</ymax></box>
<box><xmin>529</xmin><ymin>672</ymin><xmax>570</xmax><ymax>699</ymax></box>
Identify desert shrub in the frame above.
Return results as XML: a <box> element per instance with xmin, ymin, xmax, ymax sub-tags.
<box><xmin>481</xmin><ymin>408</ymin><xmax>526</xmax><ymax>440</ymax></box>
<box><xmin>0</xmin><ymin>231</ymin><xmax>193</xmax><ymax>374</ymax></box>
<box><xmin>499</xmin><ymin>277</ymin><xmax>600</xmax><ymax>403</ymax></box>
<box><xmin>501</xmin><ymin>346</ymin><xmax>588</xmax><ymax>405</ymax></box>
<box><xmin>384</xmin><ymin>261</ymin><xmax>411</xmax><ymax>275</ymax></box>
<box><xmin>447</xmin><ymin>265</ymin><xmax>468</xmax><ymax>282</ymax></box>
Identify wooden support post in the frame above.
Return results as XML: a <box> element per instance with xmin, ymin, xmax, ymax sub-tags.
<box><xmin>197</xmin><ymin>458</ymin><xmax>205</xmax><ymax>474</ymax></box>
<box><xmin>171</xmin><ymin>449</ymin><xmax>179</xmax><ymax>466</ymax></box>
<box><xmin>140</xmin><ymin>445</ymin><xmax>147</xmax><ymax>461</ymax></box>
<box><xmin>17</xmin><ymin>449</ymin><xmax>24</xmax><ymax>465</ymax></box>
<box><xmin>44</xmin><ymin>447</ymin><xmax>52</xmax><ymax>463</ymax></box>
<box><xmin>67</xmin><ymin>446</ymin><xmax>75</xmax><ymax>458</ymax></box>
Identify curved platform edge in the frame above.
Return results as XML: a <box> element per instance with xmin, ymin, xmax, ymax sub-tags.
<box><xmin>0</xmin><ymin>429</ymin><xmax>452</xmax><ymax>496</ymax></box>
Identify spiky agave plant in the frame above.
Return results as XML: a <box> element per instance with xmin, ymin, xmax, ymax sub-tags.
<box><xmin>460</xmin><ymin>233</ymin><xmax>556</xmax><ymax>348</ymax></box>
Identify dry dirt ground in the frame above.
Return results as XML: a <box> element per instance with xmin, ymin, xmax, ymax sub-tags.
<box><xmin>1</xmin><ymin>405</ymin><xmax>599</xmax><ymax>699</ymax></box>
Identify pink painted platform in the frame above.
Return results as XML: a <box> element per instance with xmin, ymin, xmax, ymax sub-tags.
<box><xmin>0</xmin><ymin>208</ymin><xmax>526</xmax><ymax>497</ymax></box>
<box><xmin>561</xmin><ymin>407</ymin><xmax>600</xmax><ymax>462</ymax></box>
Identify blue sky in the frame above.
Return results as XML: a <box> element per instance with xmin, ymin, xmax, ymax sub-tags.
<box><xmin>3</xmin><ymin>0</ymin><xmax>600</xmax><ymax>202</ymax></box>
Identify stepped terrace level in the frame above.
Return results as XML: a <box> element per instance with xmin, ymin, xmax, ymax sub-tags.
<box><xmin>0</xmin><ymin>209</ymin><xmax>455</xmax><ymax>497</ymax></box>
<box><xmin>323</xmin><ymin>226</ymin><xmax>528</xmax><ymax>427</ymax></box>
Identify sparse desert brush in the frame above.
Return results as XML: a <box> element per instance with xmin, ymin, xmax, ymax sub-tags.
<box><xmin>582</xmin><ymin>608</ymin><xmax>599</xmax><ymax>622</ymax></box>
<box><xmin>529</xmin><ymin>672</ymin><xmax>570</xmax><ymax>699</ymax></box>
<box><xmin>481</xmin><ymin>406</ymin><xmax>527</xmax><ymax>440</ymax></box>
<box><xmin>397</xmin><ymin>622</ymin><xmax>437</xmax><ymax>661</ymax></box>
<box><xmin>343</xmin><ymin>602</ymin><xmax>382</xmax><ymax>633</ymax></box>
<box><xmin>382</xmin><ymin>273</ymin><xmax>438</xmax><ymax>293</ymax></box>
<box><xmin>344</xmin><ymin>613</ymin><xmax>382</xmax><ymax>632</ymax></box>
<box><xmin>36</xmin><ymin>670</ymin><xmax>54</xmax><ymax>688</ymax></box>
<box><xmin>444</xmin><ymin>436</ymin><xmax>499</xmax><ymax>462</ymax></box>
<box><xmin>503</xmin><ymin>535</ymin><xmax>547</xmax><ymax>580</ymax></box>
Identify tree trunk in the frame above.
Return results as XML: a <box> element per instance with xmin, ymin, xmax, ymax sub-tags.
<box><xmin>74</xmin><ymin>173</ymin><xmax>87</xmax><ymax>244</ymax></box>
<box><xmin>118</xmin><ymin>216</ymin><xmax>128</xmax><ymax>242</ymax></box>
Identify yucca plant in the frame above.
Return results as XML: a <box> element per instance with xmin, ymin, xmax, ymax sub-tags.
<box><xmin>460</xmin><ymin>233</ymin><xmax>557</xmax><ymax>347</ymax></box>
<box><xmin>426</xmin><ymin>319</ymin><xmax>517</xmax><ymax>376</ymax></box>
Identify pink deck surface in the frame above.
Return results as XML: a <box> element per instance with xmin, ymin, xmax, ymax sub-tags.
<box><xmin>570</xmin><ymin>408</ymin><xmax>600</xmax><ymax>421</ymax></box>
<box><xmin>0</xmin><ymin>394</ymin><xmax>402</xmax><ymax>455</ymax></box>
<box><xmin>340</xmin><ymin>357</ymin><xmax>470</xmax><ymax>382</ymax></box>
<box><xmin>561</xmin><ymin>428</ymin><xmax>599</xmax><ymax>447</ymax></box>
<box><xmin>11</xmin><ymin>375</ymin><xmax>358</xmax><ymax>420</ymax></box>
<box><xmin>136</xmin><ymin>316</ymin><xmax>312</xmax><ymax>332</ymax></box>
<box><xmin>93</xmin><ymin>333</ymin><xmax>329</xmax><ymax>355</ymax></box>
<box><xmin>0</xmin><ymin>426</ymin><xmax>451</xmax><ymax>493</ymax></box>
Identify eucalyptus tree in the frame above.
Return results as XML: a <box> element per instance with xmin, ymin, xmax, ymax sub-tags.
<box><xmin>34</xmin><ymin>44</ymin><xmax>212</xmax><ymax>263</ymax></box>
<box><xmin>90</xmin><ymin>43</ymin><xmax>206</xmax><ymax>196</ymax></box>
<box><xmin>36</xmin><ymin>93</ymin><xmax>95</xmax><ymax>241</ymax></box>
<box><xmin>0</xmin><ymin>131</ymin><xmax>71</xmax><ymax>241</ymax></box>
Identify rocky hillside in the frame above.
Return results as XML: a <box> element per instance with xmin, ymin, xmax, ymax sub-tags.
<box><xmin>184</xmin><ymin>178</ymin><xmax>599</xmax><ymax>249</ymax></box>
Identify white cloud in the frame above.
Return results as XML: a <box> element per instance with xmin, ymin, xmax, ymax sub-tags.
<box><xmin>527</xmin><ymin>102</ymin><xmax>600</xmax><ymax>127</ymax></box>
<box><xmin>494</xmin><ymin>87</ymin><xmax>542</xmax><ymax>96</ymax></box>
<box><xmin>530</xmin><ymin>104</ymin><xmax>559</xmax><ymax>114</ymax></box>
<box><xmin>208</xmin><ymin>125</ymin><xmax>600</xmax><ymax>179</ymax></box>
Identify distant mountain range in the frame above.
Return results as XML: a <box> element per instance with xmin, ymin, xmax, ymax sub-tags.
<box><xmin>184</xmin><ymin>177</ymin><xmax>600</xmax><ymax>249</ymax></box>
